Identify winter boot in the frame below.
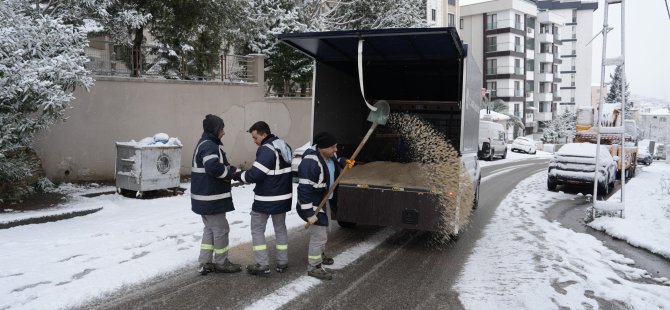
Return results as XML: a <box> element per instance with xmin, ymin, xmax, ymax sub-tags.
<box><xmin>321</xmin><ymin>253</ymin><xmax>334</xmax><ymax>265</ymax></box>
<box><xmin>198</xmin><ymin>263</ymin><xmax>214</xmax><ymax>275</ymax></box>
<box><xmin>213</xmin><ymin>259</ymin><xmax>242</xmax><ymax>273</ymax></box>
<box><xmin>246</xmin><ymin>263</ymin><xmax>271</xmax><ymax>276</ymax></box>
<box><xmin>275</xmin><ymin>264</ymin><xmax>289</xmax><ymax>273</ymax></box>
<box><xmin>307</xmin><ymin>264</ymin><xmax>333</xmax><ymax>280</ymax></box>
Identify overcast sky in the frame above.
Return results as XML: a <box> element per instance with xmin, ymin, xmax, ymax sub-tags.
<box><xmin>590</xmin><ymin>0</ymin><xmax>670</xmax><ymax>100</ymax></box>
<box><xmin>460</xmin><ymin>0</ymin><xmax>670</xmax><ymax>100</ymax></box>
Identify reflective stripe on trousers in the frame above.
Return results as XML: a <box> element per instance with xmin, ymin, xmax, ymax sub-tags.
<box><xmin>199</xmin><ymin>213</ymin><xmax>230</xmax><ymax>265</ymax></box>
<box><xmin>250</xmin><ymin>211</ymin><xmax>288</xmax><ymax>266</ymax></box>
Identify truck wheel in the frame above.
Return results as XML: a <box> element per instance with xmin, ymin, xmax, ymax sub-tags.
<box><xmin>547</xmin><ymin>179</ymin><xmax>557</xmax><ymax>191</ymax></box>
<box><xmin>501</xmin><ymin>148</ymin><xmax>507</xmax><ymax>159</ymax></box>
<box><xmin>337</xmin><ymin>221</ymin><xmax>357</xmax><ymax>228</ymax></box>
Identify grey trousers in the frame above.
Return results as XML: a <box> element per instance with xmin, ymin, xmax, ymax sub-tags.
<box><xmin>250</xmin><ymin>211</ymin><xmax>288</xmax><ymax>266</ymax></box>
<box><xmin>307</xmin><ymin>203</ymin><xmax>329</xmax><ymax>270</ymax></box>
<box><xmin>198</xmin><ymin>213</ymin><xmax>230</xmax><ymax>265</ymax></box>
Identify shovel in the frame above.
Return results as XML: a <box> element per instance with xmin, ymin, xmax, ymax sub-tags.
<box><xmin>305</xmin><ymin>100</ymin><xmax>390</xmax><ymax>228</ymax></box>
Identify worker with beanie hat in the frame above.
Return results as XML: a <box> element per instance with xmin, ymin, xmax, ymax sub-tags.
<box><xmin>191</xmin><ymin>114</ymin><xmax>242</xmax><ymax>275</ymax></box>
<box><xmin>296</xmin><ymin>131</ymin><xmax>344</xmax><ymax>280</ymax></box>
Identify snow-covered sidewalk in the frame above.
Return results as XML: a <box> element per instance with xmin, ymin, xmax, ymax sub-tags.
<box><xmin>455</xmin><ymin>168</ymin><xmax>670</xmax><ymax>309</ymax></box>
<box><xmin>0</xmin><ymin>183</ymin><xmax>306</xmax><ymax>310</ymax></box>
<box><xmin>589</xmin><ymin>162</ymin><xmax>670</xmax><ymax>259</ymax></box>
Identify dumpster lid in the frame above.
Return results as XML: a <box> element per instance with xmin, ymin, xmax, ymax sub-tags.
<box><xmin>277</xmin><ymin>27</ymin><xmax>465</xmax><ymax>63</ymax></box>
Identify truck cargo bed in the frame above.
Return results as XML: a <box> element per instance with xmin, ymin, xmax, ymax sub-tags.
<box><xmin>336</xmin><ymin>162</ymin><xmax>442</xmax><ymax>231</ymax></box>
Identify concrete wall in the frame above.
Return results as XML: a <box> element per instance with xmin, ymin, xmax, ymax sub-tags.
<box><xmin>34</xmin><ymin>74</ymin><xmax>313</xmax><ymax>182</ymax></box>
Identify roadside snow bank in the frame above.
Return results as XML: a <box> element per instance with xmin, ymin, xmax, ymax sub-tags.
<box><xmin>455</xmin><ymin>171</ymin><xmax>670</xmax><ymax>309</ymax></box>
<box><xmin>589</xmin><ymin>162</ymin><xmax>670</xmax><ymax>259</ymax></box>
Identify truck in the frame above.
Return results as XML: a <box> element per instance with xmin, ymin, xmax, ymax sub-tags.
<box><xmin>575</xmin><ymin>105</ymin><xmax>638</xmax><ymax>179</ymax></box>
<box><xmin>279</xmin><ymin>28</ymin><xmax>482</xmax><ymax>234</ymax></box>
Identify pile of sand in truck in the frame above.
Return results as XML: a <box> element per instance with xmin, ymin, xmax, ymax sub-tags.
<box><xmin>341</xmin><ymin>113</ymin><xmax>475</xmax><ymax>243</ymax></box>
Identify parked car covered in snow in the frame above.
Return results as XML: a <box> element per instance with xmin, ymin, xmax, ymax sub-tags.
<box><xmin>511</xmin><ymin>136</ymin><xmax>537</xmax><ymax>154</ymax></box>
<box><xmin>547</xmin><ymin>143</ymin><xmax>617</xmax><ymax>195</ymax></box>
<box><xmin>637</xmin><ymin>149</ymin><xmax>653</xmax><ymax>166</ymax></box>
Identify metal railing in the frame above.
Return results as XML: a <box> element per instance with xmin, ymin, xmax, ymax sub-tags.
<box><xmin>84</xmin><ymin>41</ymin><xmax>255</xmax><ymax>82</ymax></box>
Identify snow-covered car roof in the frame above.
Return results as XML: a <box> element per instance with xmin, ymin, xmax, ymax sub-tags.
<box><xmin>514</xmin><ymin>137</ymin><xmax>533</xmax><ymax>142</ymax></box>
<box><xmin>556</xmin><ymin>143</ymin><xmax>613</xmax><ymax>159</ymax></box>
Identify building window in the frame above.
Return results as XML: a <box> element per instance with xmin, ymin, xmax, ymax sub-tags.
<box><xmin>526</xmin><ymin>38</ymin><xmax>535</xmax><ymax>50</ymax></box>
<box><xmin>526</xmin><ymin>59</ymin><xmax>535</xmax><ymax>71</ymax></box>
<box><xmin>487</xmin><ymin>36</ymin><xmax>497</xmax><ymax>52</ymax></box>
<box><xmin>514</xmin><ymin>103</ymin><xmax>520</xmax><ymax>117</ymax></box>
<box><xmin>515</xmin><ymin>36</ymin><xmax>522</xmax><ymax>52</ymax></box>
<box><xmin>515</xmin><ymin>81</ymin><xmax>521</xmax><ymax>97</ymax></box>
<box><xmin>448</xmin><ymin>13</ymin><xmax>455</xmax><ymax>27</ymax></box>
<box><xmin>431</xmin><ymin>9</ymin><xmax>436</xmax><ymax>22</ymax></box>
<box><xmin>526</xmin><ymin>81</ymin><xmax>534</xmax><ymax>92</ymax></box>
<box><xmin>515</xmin><ymin>14</ymin><xmax>522</xmax><ymax>29</ymax></box>
<box><xmin>460</xmin><ymin>18</ymin><xmax>463</xmax><ymax>29</ymax></box>
<box><xmin>487</xmin><ymin>81</ymin><xmax>497</xmax><ymax>97</ymax></box>
<box><xmin>541</xmin><ymin>43</ymin><xmax>551</xmax><ymax>54</ymax></box>
<box><xmin>487</xmin><ymin>14</ymin><xmax>497</xmax><ymax>30</ymax></box>
<box><xmin>527</xmin><ymin>16</ymin><xmax>536</xmax><ymax>29</ymax></box>
<box><xmin>515</xmin><ymin>59</ymin><xmax>521</xmax><ymax>75</ymax></box>
<box><xmin>540</xmin><ymin>24</ymin><xmax>549</xmax><ymax>34</ymax></box>
<box><xmin>487</xmin><ymin>59</ymin><xmax>497</xmax><ymax>75</ymax></box>
<box><xmin>572</xmin><ymin>9</ymin><xmax>577</xmax><ymax>23</ymax></box>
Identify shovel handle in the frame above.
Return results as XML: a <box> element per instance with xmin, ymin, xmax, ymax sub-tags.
<box><xmin>305</xmin><ymin>122</ymin><xmax>378</xmax><ymax>229</ymax></box>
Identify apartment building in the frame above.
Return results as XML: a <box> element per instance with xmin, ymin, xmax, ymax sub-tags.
<box><xmin>427</xmin><ymin>0</ymin><xmax>459</xmax><ymax>27</ymax></box>
<box><xmin>537</xmin><ymin>1</ymin><xmax>597</xmax><ymax>114</ymax></box>
<box><xmin>459</xmin><ymin>0</ymin><xmax>596</xmax><ymax>138</ymax></box>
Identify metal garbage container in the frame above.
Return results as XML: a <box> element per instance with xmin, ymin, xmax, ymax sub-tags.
<box><xmin>115</xmin><ymin>142</ymin><xmax>182</xmax><ymax>198</ymax></box>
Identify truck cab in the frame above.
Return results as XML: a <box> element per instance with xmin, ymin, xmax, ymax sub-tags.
<box><xmin>279</xmin><ymin>28</ymin><xmax>482</xmax><ymax>234</ymax></box>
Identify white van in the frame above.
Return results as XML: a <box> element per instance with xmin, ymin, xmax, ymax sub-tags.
<box><xmin>478</xmin><ymin>120</ymin><xmax>507</xmax><ymax>160</ymax></box>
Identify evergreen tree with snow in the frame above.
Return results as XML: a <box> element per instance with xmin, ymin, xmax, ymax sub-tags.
<box><xmin>606</xmin><ymin>65</ymin><xmax>633</xmax><ymax>119</ymax></box>
<box><xmin>327</xmin><ymin>0</ymin><xmax>426</xmax><ymax>30</ymax></box>
<box><xmin>543</xmin><ymin>110</ymin><xmax>576</xmax><ymax>143</ymax></box>
<box><xmin>0</xmin><ymin>0</ymin><xmax>94</xmax><ymax>195</ymax></box>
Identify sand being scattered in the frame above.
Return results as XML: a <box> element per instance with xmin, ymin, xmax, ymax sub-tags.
<box><xmin>388</xmin><ymin>113</ymin><xmax>475</xmax><ymax>243</ymax></box>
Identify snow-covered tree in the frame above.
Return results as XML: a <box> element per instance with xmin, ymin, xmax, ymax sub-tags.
<box><xmin>0</xmin><ymin>0</ymin><xmax>93</xmax><ymax>186</ymax></box>
<box><xmin>606</xmin><ymin>65</ymin><xmax>633</xmax><ymax>119</ymax></box>
<box><xmin>543</xmin><ymin>110</ymin><xmax>576</xmax><ymax>143</ymax></box>
<box><xmin>490</xmin><ymin>99</ymin><xmax>524</xmax><ymax>139</ymax></box>
<box><xmin>327</xmin><ymin>0</ymin><xmax>426</xmax><ymax>30</ymax></box>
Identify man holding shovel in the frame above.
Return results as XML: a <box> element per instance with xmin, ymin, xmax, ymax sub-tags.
<box><xmin>297</xmin><ymin>132</ymin><xmax>342</xmax><ymax>280</ymax></box>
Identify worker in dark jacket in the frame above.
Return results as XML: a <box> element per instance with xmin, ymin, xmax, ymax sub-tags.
<box><xmin>234</xmin><ymin>121</ymin><xmax>293</xmax><ymax>276</ymax></box>
<box><xmin>297</xmin><ymin>132</ymin><xmax>343</xmax><ymax>280</ymax></box>
<box><xmin>191</xmin><ymin>114</ymin><xmax>242</xmax><ymax>275</ymax></box>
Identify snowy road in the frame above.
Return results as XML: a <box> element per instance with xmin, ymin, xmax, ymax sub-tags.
<box><xmin>74</xmin><ymin>158</ymin><xmax>551</xmax><ymax>310</ymax></box>
<box><xmin>3</xmin><ymin>154</ymin><xmax>670</xmax><ymax>309</ymax></box>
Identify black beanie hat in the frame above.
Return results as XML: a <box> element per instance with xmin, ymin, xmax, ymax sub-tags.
<box><xmin>203</xmin><ymin>114</ymin><xmax>224</xmax><ymax>135</ymax></box>
<box><xmin>314</xmin><ymin>132</ymin><xmax>337</xmax><ymax>149</ymax></box>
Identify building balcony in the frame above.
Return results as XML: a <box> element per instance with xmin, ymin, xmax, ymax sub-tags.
<box><xmin>538</xmin><ymin>92</ymin><xmax>552</xmax><ymax>101</ymax></box>
<box><xmin>526</xmin><ymin>71</ymin><xmax>534</xmax><ymax>80</ymax></box>
<box><xmin>538</xmin><ymin>32</ymin><xmax>553</xmax><ymax>43</ymax></box>
<box><xmin>535</xmin><ymin>111</ymin><xmax>553</xmax><ymax>121</ymax></box>
<box><xmin>537</xmin><ymin>52</ymin><xmax>553</xmax><ymax>63</ymax></box>
<box><xmin>525</xmin><ymin>114</ymin><xmax>534</xmax><ymax>125</ymax></box>
<box><xmin>538</xmin><ymin>72</ymin><xmax>553</xmax><ymax>82</ymax></box>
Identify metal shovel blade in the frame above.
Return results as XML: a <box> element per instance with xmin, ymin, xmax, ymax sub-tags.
<box><xmin>367</xmin><ymin>100</ymin><xmax>390</xmax><ymax>125</ymax></box>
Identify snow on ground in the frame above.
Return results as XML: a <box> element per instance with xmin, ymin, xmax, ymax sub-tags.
<box><xmin>0</xmin><ymin>183</ymin><xmax>307</xmax><ymax>310</ymax></box>
<box><xmin>589</xmin><ymin>162</ymin><xmax>670</xmax><ymax>259</ymax></box>
<box><xmin>478</xmin><ymin>144</ymin><xmax>553</xmax><ymax>167</ymax></box>
<box><xmin>3</xmin><ymin>158</ymin><xmax>670</xmax><ymax>309</ymax></box>
<box><xmin>455</xmin><ymin>170</ymin><xmax>670</xmax><ymax>309</ymax></box>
